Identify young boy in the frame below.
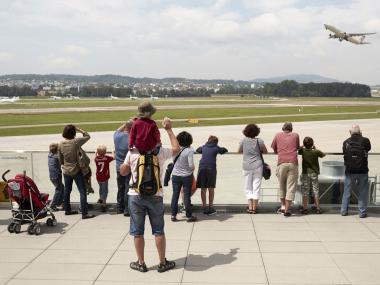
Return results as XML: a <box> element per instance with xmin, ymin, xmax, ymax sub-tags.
<box><xmin>48</xmin><ymin>143</ymin><xmax>64</xmax><ymax>211</ymax></box>
<box><xmin>129</xmin><ymin>102</ymin><xmax>161</xmax><ymax>154</ymax></box>
<box><xmin>196</xmin><ymin>136</ymin><xmax>228</xmax><ymax>215</ymax></box>
<box><xmin>94</xmin><ymin>145</ymin><xmax>114</xmax><ymax>212</ymax></box>
<box><xmin>298</xmin><ymin>136</ymin><xmax>326</xmax><ymax>214</ymax></box>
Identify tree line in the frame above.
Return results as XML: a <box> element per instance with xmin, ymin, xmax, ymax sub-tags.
<box><xmin>0</xmin><ymin>81</ymin><xmax>371</xmax><ymax>98</ymax></box>
<box><xmin>257</xmin><ymin>80</ymin><xmax>371</xmax><ymax>98</ymax></box>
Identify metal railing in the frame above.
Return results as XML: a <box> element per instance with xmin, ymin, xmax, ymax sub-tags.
<box><xmin>1</xmin><ymin>151</ymin><xmax>379</xmax><ymax>207</ymax></box>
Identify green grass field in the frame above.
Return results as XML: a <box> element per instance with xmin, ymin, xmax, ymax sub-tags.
<box><xmin>0</xmin><ymin>96</ymin><xmax>379</xmax><ymax>136</ymax></box>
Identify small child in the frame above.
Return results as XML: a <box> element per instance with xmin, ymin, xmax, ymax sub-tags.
<box><xmin>298</xmin><ymin>136</ymin><xmax>326</xmax><ymax>214</ymax></box>
<box><xmin>48</xmin><ymin>143</ymin><xmax>64</xmax><ymax>211</ymax></box>
<box><xmin>129</xmin><ymin>102</ymin><xmax>161</xmax><ymax>154</ymax></box>
<box><xmin>94</xmin><ymin>145</ymin><xmax>114</xmax><ymax>212</ymax></box>
<box><xmin>196</xmin><ymin>136</ymin><xmax>228</xmax><ymax>215</ymax></box>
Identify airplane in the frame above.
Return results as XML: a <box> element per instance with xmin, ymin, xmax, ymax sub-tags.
<box><xmin>108</xmin><ymin>94</ymin><xmax>119</xmax><ymax>100</ymax></box>
<box><xmin>65</xmin><ymin>94</ymin><xmax>80</xmax><ymax>100</ymax></box>
<box><xmin>129</xmin><ymin>95</ymin><xmax>139</xmax><ymax>100</ymax></box>
<box><xmin>324</xmin><ymin>24</ymin><xmax>376</xmax><ymax>45</ymax></box>
<box><xmin>0</xmin><ymin>96</ymin><xmax>20</xmax><ymax>103</ymax></box>
<box><xmin>49</xmin><ymin>96</ymin><xmax>63</xmax><ymax>100</ymax></box>
<box><xmin>150</xmin><ymin>95</ymin><xmax>159</xmax><ymax>100</ymax></box>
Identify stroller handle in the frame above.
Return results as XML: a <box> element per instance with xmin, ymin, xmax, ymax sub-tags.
<box><xmin>2</xmin><ymin>169</ymin><xmax>10</xmax><ymax>182</ymax></box>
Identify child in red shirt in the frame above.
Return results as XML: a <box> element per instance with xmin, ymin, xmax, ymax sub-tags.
<box><xmin>94</xmin><ymin>145</ymin><xmax>114</xmax><ymax>212</ymax></box>
<box><xmin>129</xmin><ymin>102</ymin><xmax>161</xmax><ymax>154</ymax></box>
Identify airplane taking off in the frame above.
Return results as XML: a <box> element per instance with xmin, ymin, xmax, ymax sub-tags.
<box><xmin>0</xmin><ymin>96</ymin><xmax>20</xmax><ymax>103</ymax></box>
<box><xmin>129</xmin><ymin>95</ymin><xmax>139</xmax><ymax>100</ymax></box>
<box><xmin>324</xmin><ymin>24</ymin><xmax>376</xmax><ymax>44</ymax></box>
<box><xmin>150</xmin><ymin>95</ymin><xmax>159</xmax><ymax>100</ymax></box>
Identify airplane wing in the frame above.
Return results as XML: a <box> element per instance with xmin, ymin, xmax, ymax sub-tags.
<box><xmin>348</xmin><ymin>32</ymin><xmax>376</xmax><ymax>36</ymax></box>
<box><xmin>347</xmin><ymin>37</ymin><xmax>361</xmax><ymax>44</ymax></box>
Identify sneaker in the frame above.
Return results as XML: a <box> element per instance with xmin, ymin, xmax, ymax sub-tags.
<box><xmin>359</xmin><ymin>213</ymin><xmax>368</xmax><ymax>218</ymax></box>
<box><xmin>171</xmin><ymin>216</ymin><xmax>177</xmax><ymax>222</ymax></box>
<box><xmin>186</xmin><ymin>216</ymin><xmax>197</xmax><ymax>222</ymax></box>
<box><xmin>208</xmin><ymin>208</ymin><xmax>217</xmax><ymax>216</ymax></box>
<box><xmin>65</xmin><ymin>210</ymin><xmax>78</xmax><ymax>215</ymax></box>
<box><xmin>157</xmin><ymin>258</ymin><xmax>175</xmax><ymax>273</ymax></box>
<box><xmin>130</xmin><ymin>261</ymin><xmax>148</xmax><ymax>273</ymax></box>
<box><xmin>203</xmin><ymin>208</ymin><xmax>209</xmax><ymax>215</ymax></box>
<box><xmin>341</xmin><ymin>212</ymin><xmax>348</xmax><ymax>216</ymax></box>
<box><xmin>82</xmin><ymin>214</ymin><xmax>95</xmax><ymax>219</ymax></box>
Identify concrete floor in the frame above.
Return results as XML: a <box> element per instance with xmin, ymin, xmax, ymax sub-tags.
<box><xmin>1</xmin><ymin>208</ymin><xmax>380</xmax><ymax>284</ymax></box>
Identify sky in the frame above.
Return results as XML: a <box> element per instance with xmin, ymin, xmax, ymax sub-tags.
<box><xmin>0</xmin><ymin>0</ymin><xmax>379</xmax><ymax>84</ymax></box>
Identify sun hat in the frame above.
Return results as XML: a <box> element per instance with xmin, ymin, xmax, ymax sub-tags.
<box><xmin>137</xmin><ymin>101</ymin><xmax>156</xmax><ymax>118</ymax></box>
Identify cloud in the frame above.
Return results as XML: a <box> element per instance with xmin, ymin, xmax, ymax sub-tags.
<box><xmin>0</xmin><ymin>0</ymin><xmax>379</xmax><ymax>84</ymax></box>
<box><xmin>40</xmin><ymin>55</ymin><xmax>78</xmax><ymax>70</ymax></box>
<box><xmin>0</xmin><ymin>52</ymin><xmax>13</xmax><ymax>62</ymax></box>
<box><xmin>64</xmin><ymin>45</ymin><xmax>90</xmax><ymax>56</ymax></box>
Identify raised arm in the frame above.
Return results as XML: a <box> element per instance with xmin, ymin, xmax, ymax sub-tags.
<box><xmin>163</xmin><ymin>117</ymin><xmax>180</xmax><ymax>155</ymax></box>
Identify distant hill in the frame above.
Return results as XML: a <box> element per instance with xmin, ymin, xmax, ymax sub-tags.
<box><xmin>0</xmin><ymin>74</ymin><xmax>249</xmax><ymax>85</ymax></box>
<box><xmin>252</xmin><ymin>74</ymin><xmax>339</xmax><ymax>83</ymax></box>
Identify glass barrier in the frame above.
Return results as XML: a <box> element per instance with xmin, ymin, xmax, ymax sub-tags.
<box><xmin>0</xmin><ymin>151</ymin><xmax>379</xmax><ymax>206</ymax></box>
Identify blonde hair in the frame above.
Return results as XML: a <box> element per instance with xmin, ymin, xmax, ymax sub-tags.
<box><xmin>49</xmin><ymin>143</ymin><xmax>58</xmax><ymax>154</ymax></box>
<box><xmin>97</xmin><ymin>144</ymin><xmax>107</xmax><ymax>156</ymax></box>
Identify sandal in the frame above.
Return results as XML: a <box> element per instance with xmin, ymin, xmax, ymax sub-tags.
<box><xmin>157</xmin><ymin>258</ymin><xmax>176</xmax><ymax>273</ymax></box>
<box><xmin>301</xmin><ymin>209</ymin><xmax>308</xmax><ymax>215</ymax></box>
<box><xmin>246</xmin><ymin>208</ymin><xmax>253</xmax><ymax>214</ymax></box>
<box><xmin>130</xmin><ymin>261</ymin><xmax>148</xmax><ymax>273</ymax></box>
<box><xmin>315</xmin><ymin>208</ymin><xmax>322</xmax><ymax>214</ymax></box>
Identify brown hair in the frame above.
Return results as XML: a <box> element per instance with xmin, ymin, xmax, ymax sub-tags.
<box><xmin>243</xmin><ymin>124</ymin><xmax>260</xmax><ymax>138</ymax></box>
<box><xmin>303</xmin><ymin>137</ymin><xmax>314</xmax><ymax>149</ymax></box>
<box><xmin>207</xmin><ymin>135</ymin><xmax>218</xmax><ymax>144</ymax></box>
<box><xmin>49</xmin><ymin>143</ymin><xmax>58</xmax><ymax>154</ymax></box>
<box><xmin>97</xmin><ymin>144</ymin><xmax>107</xmax><ymax>156</ymax></box>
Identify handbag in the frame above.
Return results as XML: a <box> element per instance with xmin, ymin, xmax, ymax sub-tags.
<box><xmin>163</xmin><ymin>147</ymin><xmax>187</xmax><ymax>186</ymax></box>
<box><xmin>256</xmin><ymin>139</ymin><xmax>271</xmax><ymax>180</ymax></box>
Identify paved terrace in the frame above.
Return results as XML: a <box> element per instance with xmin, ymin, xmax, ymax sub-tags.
<box><xmin>1</xmin><ymin>208</ymin><xmax>380</xmax><ymax>285</ymax></box>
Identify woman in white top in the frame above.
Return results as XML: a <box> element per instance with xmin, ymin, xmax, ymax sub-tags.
<box><xmin>171</xmin><ymin>131</ymin><xmax>197</xmax><ymax>222</ymax></box>
<box><xmin>238</xmin><ymin>124</ymin><xmax>268</xmax><ymax>214</ymax></box>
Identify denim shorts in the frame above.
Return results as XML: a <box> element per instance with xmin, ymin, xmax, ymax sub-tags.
<box><xmin>128</xmin><ymin>194</ymin><xmax>165</xmax><ymax>236</ymax></box>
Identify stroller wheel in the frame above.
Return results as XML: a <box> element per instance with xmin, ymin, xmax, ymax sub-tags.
<box><xmin>14</xmin><ymin>223</ymin><xmax>21</xmax><ymax>234</ymax></box>
<box><xmin>33</xmin><ymin>224</ymin><xmax>41</xmax><ymax>235</ymax></box>
<box><xmin>46</xmin><ymin>218</ymin><xmax>54</xmax><ymax>227</ymax></box>
<box><xmin>7</xmin><ymin>222</ymin><xmax>15</xmax><ymax>233</ymax></box>
<box><xmin>27</xmin><ymin>224</ymin><xmax>34</xmax><ymax>235</ymax></box>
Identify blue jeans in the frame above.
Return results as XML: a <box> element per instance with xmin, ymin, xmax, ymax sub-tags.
<box><xmin>128</xmin><ymin>195</ymin><xmax>164</xmax><ymax>236</ymax></box>
<box><xmin>64</xmin><ymin>171</ymin><xmax>88</xmax><ymax>215</ymax></box>
<box><xmin>50</xmin><ymin>176</ymin><xmax>64</xmax><ymax>207</ymax></box>
<box><xmin>117</xmin><ymin>171</ymin><xmax>131</xmax><ymax>213</ymax></box>
<box><xmin>98</xmin><ymin>181</ymin><xmax>109</xmax><ymax>202</ymax></box>
<box><xmin>341</xmin><ymin>173</ymin><xmax>369</xmax><ymax>215</ymax></box>
<box><xmin>171</xmin><ymin>174</ymin><xmax>193</xmax><ymax>218</ymax></box>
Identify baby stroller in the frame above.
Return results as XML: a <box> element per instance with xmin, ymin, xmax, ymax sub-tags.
<box><xmin>2</xmin><ymin>170</ymin><xmax>57</xmax><ymax>235</ymax></box>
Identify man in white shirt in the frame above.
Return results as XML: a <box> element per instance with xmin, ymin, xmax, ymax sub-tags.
<box><xmin>120</xmin><ymin>118</ymin><xmax>179</xmax><ymax>273</ymax></box>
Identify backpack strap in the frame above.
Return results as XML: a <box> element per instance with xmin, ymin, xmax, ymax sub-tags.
<box><xmin>173</xmin><ymin>147</ymin><xmax>188</xmax><ymax>166</ymax></box>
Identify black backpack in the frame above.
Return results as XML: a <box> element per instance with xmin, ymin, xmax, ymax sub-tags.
<box><xmin>134</xmin><ymin>153</ymin><xmax>161</xmax><ymax>196</ymax></box>
<box><xmin>344</xmin><ymin>139</ymin><xmax>367</xmax><ymax>172</ymax></box>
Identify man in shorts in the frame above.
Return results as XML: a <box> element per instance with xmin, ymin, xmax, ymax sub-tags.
<box><xmin>120</xmin><ymin>117</ymin><xmax>180</xmax><ymax>273</ymax></box>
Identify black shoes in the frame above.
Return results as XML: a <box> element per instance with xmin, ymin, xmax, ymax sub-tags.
<box><xmin>82</xmin><ymin>214</ymin><xmax>95</xmax><ymax>219</ymax></box>
<box><xmin>65</xmin><ymin>210</ymin><xmax>78</xmax><ymax>215</ymax></box>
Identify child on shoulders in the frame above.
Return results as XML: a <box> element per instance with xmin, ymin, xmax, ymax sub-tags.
<box><xmin>129</xmin><ymin>102</ymin><xmax>161</xmax><ymax>154</ymax></box>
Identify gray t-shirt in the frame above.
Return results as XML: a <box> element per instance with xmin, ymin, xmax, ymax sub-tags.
<box><xmin>172</xmin><ymin>147</ymin><xmax>195</xmax><ymax>177</ymax></box>
<box><xmin>239</xmin><ymin>137</ymin><xmax>265</xmax><ymax>171</ymax></box>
